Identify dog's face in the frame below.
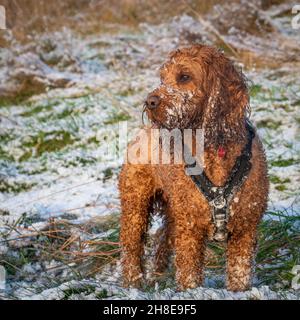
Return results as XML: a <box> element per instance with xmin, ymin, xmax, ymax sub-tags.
<box><xmin>145</xmin><ymin>46</ymin><xmax>207</xmax><ymax>129</ymax></box>
<box><xmin>145</xmin><ymin>45</ymin><xmax>249</xmax><ymax>136</ymax></box>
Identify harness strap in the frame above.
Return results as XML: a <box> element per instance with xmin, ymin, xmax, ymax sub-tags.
<box><xmin>186</xmin><ymin>120</ymin><xmax>255</xmax><ymax>242</ymax></box>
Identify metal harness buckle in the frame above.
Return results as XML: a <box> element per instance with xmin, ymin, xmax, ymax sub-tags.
<box><xmin>209</xmin><ymin>191</ymin><xmax>228</xmax><ymax>241</ymax></box>
<box><xmin>210</xmin><ymin>194</ymin><xmax>227</xmax><ymax>210</ymax></box>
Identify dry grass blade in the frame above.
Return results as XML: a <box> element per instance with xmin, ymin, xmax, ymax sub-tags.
<box><xmin>64</xmin><ymin>248</ymin><xmax>121</xmax><ymax>257</ymax></box>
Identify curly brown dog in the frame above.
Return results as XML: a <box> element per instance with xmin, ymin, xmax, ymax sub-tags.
<box><xmin>119</xmin><ymin>44</ymin><xmax>269</xmax><ymax>292</ymax></box>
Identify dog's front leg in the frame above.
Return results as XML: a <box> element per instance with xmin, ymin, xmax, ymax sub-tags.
<box><xmin>226</xmin><ymin>229</ymin><xmax>257</xmax><ymax>292</ymax></box>
<box><xmin>173</xmin><ymin>205</ymin><xmax>207</xmax><ymax>290</ymax></box>
<box><xmin>175</xmin><ymin>226</ymin><xmax>206</xmax><ymax>290</ymax></box>
<box><xmin>119</xmin><ymin>165</ymin><xmax>154</xmax><ymax>288</ymax></box>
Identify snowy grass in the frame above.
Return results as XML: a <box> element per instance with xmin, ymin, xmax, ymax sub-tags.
<box><xmin>1</xmin><ymin>3</ymin><xmax>300</xmax><ymax>299</ymax></box>
<box><xmin>1</xmin><ymin>210</ymin><xmax>299</xmax><ymax>299</ymax></box>
<box><xmin>256</xmin><ymin>211</ymin><xmax>300</xmax><ymax>289</ymax></box>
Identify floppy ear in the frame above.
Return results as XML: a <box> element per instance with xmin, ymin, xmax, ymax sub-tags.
<box><xmin>200</xmin><ymin>47</ymin><xmax>250</xmax><ymax>146</ymax></box>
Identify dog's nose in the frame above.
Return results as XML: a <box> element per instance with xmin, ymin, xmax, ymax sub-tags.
<box><xmin>146</xmin><ymin>95</ymin><xmax>160</xmax><ymax>109</ymax></box>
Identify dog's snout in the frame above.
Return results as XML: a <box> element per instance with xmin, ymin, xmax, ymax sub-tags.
<box><xmin>146</xmin><ymin>95</ymin><xmax>160</xmax><ymax>109</ymax></box>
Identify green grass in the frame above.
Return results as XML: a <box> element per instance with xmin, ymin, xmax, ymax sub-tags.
<box><xmin>250</xmin><ymin>85</ymin><xmax>289</xmax><ymax>103</ymax></box>
<box><xmin>0</xmin><ymin>95</ymin><xmax>34</xmax><ymax>108</ymax></box>
<box><xmin>256</xmin><ymin>211</ymin><xmax>300</xmax><ymax>289</ymax></box>
<box><xmin>0</xmin><ymin>131</ymin><xmax>15</xmax><ymax>144</ymax></box>
<box><xmin>269</xmin><ymin>175</ymin><xmax>291</xmax><ymax>184</ymax></box>
<box><xmin>38</xmin><ymin>104</ymin><xmax>87</xmax><ymax>122</ymax></box>
<box><xmin>96</xmin><ymin>289</ymin><xmax>108</xmax><ymax>299</ymax></box>
<box><xmin>62</xmin><ymin>285</ymin><xmax>96</xmax><ymax>300</ymax></box>
<box><xmin>275</xmin><ymin>185</ymin><xmax>287</xmax><ymax>191</ymax></box>
<box><xmin>64</xmin><ymin>156</ymin><xmax>97</xmax><ymax>167</ymax></box>
<box><xmin>1</xmin><ymin>246</ymin><xmax>37</xmax><ymax>276</ymax></box>
<box><xmin>269</xmin><ymin>175</ymin><xmax>291</xmax><ymax>191</ymax></box>
<box><xmin>19</xmin><ymin>130</ymin><xmax>75</xmax><ymax>161</ymax></box>
<box><xmin>291</xmin><ymin>99</ymin><xmax>300</xmax><ymax>106</ymax></box>
<box><xmin>270</xmin><ymin>158</ymin><xmax>299</xmax><ymax>167</ymax></box>
<box><xmin>20</xmin><ymin>103</ymin><xmax>55</xmax><ymax>117</ymax></box>
<box><xmin>104</xmin><ymin>112</ymin><xmax>131</xmax><ymax>125</ymax></box>
<box><xmin>256</xmin><ymin>119</ymin><xmax>282</xmax><ymax>130</ymax></box>
<box><xmin>249</xmin><ymin>84</ymin><xmax>262</xmax><ymax>98</ymax></box>
<box><xmin>103</xmin><ymin>167</ymin><xmax>114</xmax><ymax>182</ymax></box>
<box><xmin>0</xmin><ymin>146</ymin><xmax>14</xmax><ymax>162</ymax></box>
<box><xmin>118</xmin><ymin>87</ymin><xmax>141</xmax><ymax>97</ymax></box>
<box><xmin>0</xmin><ymin>179</ymin><xmax>36</xmax><ymax>193</ymax></box>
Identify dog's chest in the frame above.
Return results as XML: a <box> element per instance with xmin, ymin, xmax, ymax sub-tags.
<box><xmin>203</xmin><ymin>150</ymin><xmax>237</xmax><ymax>187</ymax></box>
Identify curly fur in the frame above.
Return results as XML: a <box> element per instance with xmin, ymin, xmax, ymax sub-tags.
<box><xmin>119</xmin><ymin>44</ymin><xmax>269</xmax><ymax>291</ymax></box>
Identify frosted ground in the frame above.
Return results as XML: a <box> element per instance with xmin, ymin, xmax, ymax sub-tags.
<box><xmin>0</xmin><ymin>4</ymin><xmax>299</xmax><ymax>299</ymax></box>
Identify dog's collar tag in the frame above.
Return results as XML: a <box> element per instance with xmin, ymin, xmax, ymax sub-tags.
<box><xmin>217</xmin><ymin>146</ymin><xmax>226</xmax><ymax>158</ymax></box>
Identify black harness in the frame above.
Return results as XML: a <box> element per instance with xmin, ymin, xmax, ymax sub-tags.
<box><xmin>185</xmin><ymin>120</ymin><xmax>255</xmax><ymax>241</ymax></box>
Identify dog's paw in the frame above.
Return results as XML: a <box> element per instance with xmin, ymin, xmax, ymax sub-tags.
<box><xmin>122</xmin><ymin>271</ymin><xmax>143</xmax><ymax>289</ymax></box>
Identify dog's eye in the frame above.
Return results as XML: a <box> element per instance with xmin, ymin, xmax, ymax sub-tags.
<box><xmin>177</xmin><ymin>74</ymin><xmax>191</xmax><ymax>84</ymax></box>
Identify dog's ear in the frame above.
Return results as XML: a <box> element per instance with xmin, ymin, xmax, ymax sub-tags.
<box><xmin>198</xmin><ymin>46</ymin><xmax>250</xmax><ymax>145</ymax></box>
<box><xmin>216</xmin><ymin>55</ymin><xmax>249</xmax><ymax>121</ymax></box>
